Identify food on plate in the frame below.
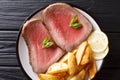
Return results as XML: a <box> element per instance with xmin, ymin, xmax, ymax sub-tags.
<box><xmin>68</xmin><ymin>69</ymin><xmax>86</xmax><ymax>80</ymax></box>
<box><xmin>22</xmin><ymin>19</ymin><xmax>65</xmax><ymax>73</ymax></box>
<box><xmin>31</xmin><ymin>10</ymin><xmax>43</xmax><ymax>20</ymax></box>
<box><xmin>89</xmin><ymin>53</ymin><xmax>97</xmax><ymax>79</ymax></box>
<box><xmin>47</xmin><ymin>62</ymin><xmax>68</xmax><ymax>74</ymax></box>
<box><xmin>21</xmin><ymin>2</ymin><xmax>109</xmax><ymax>80</ymax></box>
<box><xmin>58</xmin><ymin>53</ymin><xmax>68</xmax><ymax>63</ymax></box>
<box><xmin>81</xmin><ymin>44</ymin><xmax>91</xmax><ymax>65</ymax></box>
<box><xmin>68</xmin><ymin>52</ymin><xmax>78</xmax><ymax>75</ymax></box>
<box><xmin>93</xmin><ymin>46</ymin><xmax>109</xmax><ymax>60</ymax></box>
<box><xmin>88</xmin><ymin>30</ymin><xmax>109</xmax><ymax>60</ymax></box>
<box><xmin>88</xmin><ymin>30</ymin><xmax>108</xmax><ymax>53</ymax></box>
<box><xmin>38</xmin><ymin>73</ymin><xmax>60</xmax><ymax>80</ymax></box>
<box><xmin>38</xmin><ymin>42</ymin><xmax>97</xmax><ymax>80</ymax></box>
<box><xmin>76</xmin><ymin>41</ymin><xmax>87</xmax><ymax>65</ymax></box>
<box><xmin>43</xmin><ymin>3</ymin><xmax>92</xmax><ymax>51</ymax></box>
<box><xmin>59</xmin><ymin>49</ymin><xmax>77</xmax><ymax>63</ymax></box>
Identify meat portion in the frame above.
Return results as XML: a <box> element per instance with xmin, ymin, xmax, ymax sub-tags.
<box><xmin>22</xmin><ymin>19</ymin><xmax>64</xmax><ymax>73</ymax></box>
<box><xmin>31</xmin><ymin>10</ymin><xmax>43</xmax><ymax>21</ymax></box>
<box><xmin>44</xmin><ymin>3</ymin><xmax>92</xmax><ymax>51</ymax></box>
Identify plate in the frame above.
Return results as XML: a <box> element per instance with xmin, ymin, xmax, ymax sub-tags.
<box><xmin>17</xmin><ymin>7</ymin><xmax>103</xmax><ymax>80</ymax></box>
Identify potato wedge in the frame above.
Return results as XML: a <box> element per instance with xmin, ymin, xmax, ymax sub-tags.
<box><xmin>66</xmin><ymin>75</ymin><xmax>72</xmax><ymax>80</ymax></box>
<box><xmin>47</xmin><ymin>62</ymin><xmax>68</xmax><ymax>74</ymax></box>
<box><xmin>77</xmin><ymin>64</ymin><xmax>87</xmax><ymax>74</ymax></box>
<box><xmin>54</xmin><ymin>72</ymin><xmax>67</xmax><ymax>78</ymax></box>
<box><xmin>76</xmin><ymin>41</ymin><xmax>88</xmax><ymax>65</ymax></box>
<box><xmin>59</xmin><ymin>49</ymin><xmax>77</xmax><ymax>63</ymax></box>
<box><xmin>89</xmin><ymin>54</ymin><xmax>97</xmax><ymax>79</ymax></box>
<box><xmin>70</xmin><ymin>69</ymin><xmax>86</xmax><ymax>80</ymax></box>
<box><xmin>38</xmin><ymin>74</ymin><xmax>60</xmax><ymax>80</ymax></box>
<box><xmin>68</xmin><ymin>52</ymin><xmax>78</xmax><ymax>75</ymax></box>
<box><xmin>59</xmin><ymin>53</ymin><xmax>68</xmax><ymax>63</ymax></box>
<box><xmin>72</xmin><ymin>49</ymin><xmax>77</xmax><ymax>54</ymax></box>
<box><xmin>81</xmin><ymin>45</ymin><xmax>91</xmax><ymax>65</ymax></box>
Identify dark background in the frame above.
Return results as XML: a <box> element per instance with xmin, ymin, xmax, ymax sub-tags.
<box><xmin>0</xmin><ymin>0</ymin><xmax>120</xmax><ymax>80</ymax></box>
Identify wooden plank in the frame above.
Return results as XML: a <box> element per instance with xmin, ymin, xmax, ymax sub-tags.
<box><xmin>0</xmin><ymin>41</ymin><xmax>16</xmax><ymax>53</ymax></box>
<box><xmin>0</xmin><ymin>0</ymin><xmax>119</xmax><ymax>80</ymax></box>
<box><xmin>0</xmin><ymin>0</ymin><xmax>119</xmax><ymax>32</ymax></box>
<box><xmin>0</xmin><ymin>66</ymin><xmax>28</xmax><ymax>80</ymax></box>
<box><xmin>0</xmin><ymin>0</ymin><xmax>93</xmax><ymax>22</ymax></box>
<box><xmin>0</xmin><ymin>31</ymin><xmax>18</xmax><ymax>41</ymax></box>
<box><xmin>87</xmin><ymin>0</ymin><xmax>120</xmax><ymax>32</ymax></box>
<box><xmin>0</xmin><ymin>36</ymin><xmax>18</xmax><ymax>66</ymax></box>
<box><xmin>0</xmin><ymin>53</ymin><xmax>18</xmax><ymax>66</ymax></box>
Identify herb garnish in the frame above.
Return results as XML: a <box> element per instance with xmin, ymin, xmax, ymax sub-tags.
<box><xmin>42</xmin><ymin>37</ymin><xmax>54</xmax><ymax>48</ymax></box>
<box><xmin>70</xmin><ymin>15</ymin><xmax>82</xmax><ymax>28</ymax></box>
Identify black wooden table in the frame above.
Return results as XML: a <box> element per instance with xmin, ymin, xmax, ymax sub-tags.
<box><xmin>0</xmin><ymin>0</ymin><xmax>120</xmax><ymax>80</ymax></box>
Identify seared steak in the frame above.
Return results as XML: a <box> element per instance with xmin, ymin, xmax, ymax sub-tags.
<box><xmin>22</xmin><ymin>19</ymin><xmax>64</xmax><ymax>73</ymax></box>
<box><xmin>43</xmin><ymin>3</ymin><xmax>92</xmax><ymax>51</ymax></box>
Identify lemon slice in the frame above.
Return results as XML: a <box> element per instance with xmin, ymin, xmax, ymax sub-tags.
<box><xmin>93</xmin><ymin>46</ymin><xmax>109</xmax><ymax>60</ymax></box>
<box><xmin>88</xmin><ymin>30</ymin><xmax>108</xmax><ymax>53</ymax></box>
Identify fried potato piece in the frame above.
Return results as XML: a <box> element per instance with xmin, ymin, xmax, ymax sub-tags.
<box><xmin>89</xmin><ymin>54</ymin><xmax>97</xmax><ymax>79</ymax></box>
<box><xmin>69</xmin><ymin>69</ymin><xmax>86</xmax><ymax>80</ymax></box>
<box><xmin>38</xmin><ymin>40</ymin><xmax>98</xmax><ymax>80</ymax></box>
<box><xmin>38</xmin><ymin>74</ymin><xmax>60</xmax><ymax>80</ymax></box>
<box><xmin>59</xmin><ymin>49</ymin><xmax>77</xmax><ymax>63</ymax></box>
<box><xmin>72</xmin><ymin>49</ymin><xmax>77</xmax><ymax>54</ymax></box>
<box><xmin>68</xmin><ymin>52</ymin><xmax>78</xmax><ymax>75</ymax></box>
<box><xmin>47</xmin><ymin>62</ymin><xmax>68</xmax><ymax>74</ymax></box>
<box><xmin>54</xmin><ymin>72</ymin><xmax>67</xmax><ymax>78</ymax></box>
<box><xmin>81</xmin><ymin>45</ymin><xmax>91</xmax><ymax>65</ymax></box>
<box><xmin>77</xmin><ymin>64</ymin><xmax>88</xmax><ymax>74</ymax></box>
<box><xmin>59</xmin><ymin>53</ymin><xmax>68</xmax><ymax>63</ymax></box>
<box><xmin>63</xmin><ymin>73</ymin><xmax>74</xmax><ymax>80</ymax></box>
<box><xmin>76</xmin><ymin>41</ymin><xmax>88</xmax><ymax>65</ymax></box>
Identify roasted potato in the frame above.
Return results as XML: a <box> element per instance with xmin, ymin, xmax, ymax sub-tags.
<box><xmin>81</xmin><ymin>45</ymin><xmax>91</xmax><ymax>65</ymax></box>
<box><xmin>89</xmin><ymin>54</ymin><xmax>97</xmax><ymax>79</ymax></box>
<box><xmin>47</xmin><ymin>62</ymin><xmax>68</xmax><ymax>74</ymax></box>
<box><xmin>38</xmin><ymin>40</ymin><xmax>98</xmax><ymax>80</ymax></box>
<box><xmin>76</xmin><ymin>41</ymin><xmax>88</xmax><ymax>65</ymax></box>
<box><xmin>59</xmin><ymin>53</ymin><xmax>68</xmax><ymax>63</ymax></box>
<box><xmin>38</xmin><ymin>74</ymin><xmax>60</xmax><ymax>80</ymax></box>
<box><xmin>68</xmin><ymin>52</ymin><xmax>78</xmax><ymax>75</ymax></box>
<box><xmin>59</xmin><ymin>49</ymin><xmax>77</xmax><ymax>63</ymax></box>
<box><xmin>54</xmin><ymin>72</ymin><xmax>67</xmax><ymax>78</ymax></box>
<box><xmin>69</xmin><ymin>69</ymin><xmax>86</xmax><ymax>80</ymax></box>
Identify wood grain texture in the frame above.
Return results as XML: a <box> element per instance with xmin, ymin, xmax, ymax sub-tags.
<box><xmin>0</xmin><ymin>66</ymin><xmax>28</xmax><ymax>80</ymax></box>
<box><xmin>0</xmin><ymin>0</ymin><xmax>120</xmax><ymax>80</ymax></box>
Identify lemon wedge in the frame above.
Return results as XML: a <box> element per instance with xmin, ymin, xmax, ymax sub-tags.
<box><xmin>88</xmin><ymin>30</ymin><xmax>108</xmax><ymax>53</ymax></box>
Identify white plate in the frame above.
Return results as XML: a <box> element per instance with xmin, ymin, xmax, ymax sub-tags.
<box><xmin>17</xmin><ymin>7</ymin><xmax>103</xmax><ymax>80</ymax></box>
